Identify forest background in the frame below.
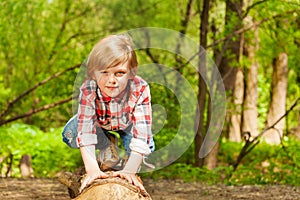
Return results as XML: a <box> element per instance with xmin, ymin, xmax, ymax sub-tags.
<box><xmin>0</xmin><ymin>0</ymin><xmax>299</xmax><ymax>186</ymax></box>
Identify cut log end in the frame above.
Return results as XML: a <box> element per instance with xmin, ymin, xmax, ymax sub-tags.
<box><xmin>76</xmin><ymin>177</ymin><xmax>152</xmax><ymax>200</ymax></box>
<box><xmin>57</xmin><ymin>170</ymin><xmax>152</xmax><ymax>200</ymax></box>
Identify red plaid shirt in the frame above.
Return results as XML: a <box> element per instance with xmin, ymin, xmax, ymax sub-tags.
<box><xmin>76</xmin><ymin>76</ymin><xmax>152</xmax><ymax>147</ymax></box>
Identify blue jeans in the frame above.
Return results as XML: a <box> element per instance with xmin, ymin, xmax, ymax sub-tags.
<box><xmin>62</xmin><ymin>115</ymin><xmax>155</xmax><ymax>155</ymax></box>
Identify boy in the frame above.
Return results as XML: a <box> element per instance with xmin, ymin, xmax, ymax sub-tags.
<box><xmin>62</xmin><ymin>34</ymin><xmax>155</xmax><ymax>192</ymax></box>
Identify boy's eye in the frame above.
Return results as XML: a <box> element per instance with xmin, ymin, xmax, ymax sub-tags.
<box><xmin>100</xmin><ymin>71</ymin><xmax>108</xmax><ymax>74</ymax></box>
<box><xmin>115</xmin><ymin>71</ymin><xmax>127</xmax><ymax>77</ymax></box>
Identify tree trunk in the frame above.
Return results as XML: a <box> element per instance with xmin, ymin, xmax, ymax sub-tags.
<box><xmin>204</xmin><ymin>142</ymin><xmax>219</xmax><ymax>170</ymax></box>
<box><xmin>194</xmin><ymin>0</ymin><xmax>209</xmax><ymax>167</ymax></box>
<box><xmin>264</xmin><ymin>53</ymin><xmax>288</xmax><ymax>144</ymax></box>
<box><xmin>229</xmin><ymin>68</ymin><xmax>244</xmax><ymax>142</ymax></box>
<box><xmin>242</xmin><ymin>20</ymin><xmax>259</xmax><ymax>139</ymax></box>
<box><xmin>19</xmin><ymin>154</ymin><xmax>34</xmax><ymax>178</ymax></box>
<box><xmin>200</xmin><ymin>0</ymin><xmax>220</xmax><ymax>170</ymax></box>
<box><xmin>218</xmin><ymin>0</ymin><xmax>244</xmax><ymax>142</ymax></box>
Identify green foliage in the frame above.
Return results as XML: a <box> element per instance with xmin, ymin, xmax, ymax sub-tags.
<box><xmin>0</xmin><ymin>0</ymin><xmax>298</xmax><ymax>133</ymax></box>
<box><xmin>141</xmin><ymin>162</ymin><xmax>220</xmax><ymax>185</ymax></box>
<box><xmin>254</xmin><ymin>0</ymin><xmax>300</xmax><ymax>130</ymax></box>
<box><xmin>142</xmin><ymin>137</ymin><xmax>300</xmax><ymax>186</ymax></box>
<box><xmin>221</xmin><ymin>138</ymin><xmax>300</xmax><ymax>186</ymax></box>
<box><xmin>0</xmin><ymin>123</ymin><xmax>81</xmax><ymax>177</ymax></box>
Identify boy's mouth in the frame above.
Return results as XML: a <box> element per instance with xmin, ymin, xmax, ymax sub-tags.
<box><xmin>106</xmin><ymin>86</ymin><xmax>118</xmax><ymax>90</ymax></box>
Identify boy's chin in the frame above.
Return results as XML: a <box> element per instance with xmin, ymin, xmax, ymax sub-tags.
<box><xmin>104</xmin><ymin>91</ymin><xmax>121</xmax><ymax>98</ymax></box>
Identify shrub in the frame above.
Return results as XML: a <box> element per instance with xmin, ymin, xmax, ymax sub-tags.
<box><xmin>0</xmin><ymin>123</ymin><xmax>81</xmax><ymax>177</ymax></box>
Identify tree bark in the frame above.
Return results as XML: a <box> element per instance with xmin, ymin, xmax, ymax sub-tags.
<box><xmin>264</xmin><ymin>53</ymin><xmax>288</xmax><ymax>144</ymax></box>
<box><xmin>218</xmin><ymin>0</ymin><xmax>244</xmax><ymax>142</ymax></box>
<box><xmin>194</xmin><ymin>0</ymin><xmax>210</xmax><ymax>167</ymax></box>
<box><xmin>204</xmin><ymin>141</ymin><xmax>219</xmax><ymax>170</ymax></box>
<box><xmin>242</xmin><ymin>19</ymin><xmax>259</xmax><ymax>138</ymax></box>
<box><xmin>229</xmin><ymin>69</ymin><xmax>244</xmax><ymax>142</ymax></box>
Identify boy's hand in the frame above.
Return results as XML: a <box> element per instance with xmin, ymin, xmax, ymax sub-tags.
<box><xmin>112</xmin><ymin>151</ymin><xmax>145</xmax><ymax>191</ymax></box>
<box><xmin>112</xmin><ymin>171</ymin><xmax>145</xmax><ymax>191</ymax></box>
<box><xmin>80</xmin><ymin>169</ymin><xmax>109</xmax><ymax>193</ymax></box>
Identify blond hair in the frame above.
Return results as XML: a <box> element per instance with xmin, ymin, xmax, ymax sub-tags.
<box><xmin>86</xmin><ymin>34</ymin><xmax>138</xmax><ymax>78</ymax></box>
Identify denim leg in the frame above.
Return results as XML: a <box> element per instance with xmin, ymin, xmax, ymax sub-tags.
<box><xmin>62</xmin><ymin>114</ymin><xmax>110</xmax><ymax>149</ymax></box>
<box><xmin>120</xmin><ymin>132</ymin><xmax>133</xmax><ymax>156</ymax></box>
<box><xmin>62</xmin><ymin>114</ymin><xmax>79</xmax><ymax>148</ymax></box>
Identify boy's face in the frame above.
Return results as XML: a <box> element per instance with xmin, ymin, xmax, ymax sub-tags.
<box><xmin>94</xmin><ymin>62</ymin><xmax>131</xmax><ymax>98</ymax></box>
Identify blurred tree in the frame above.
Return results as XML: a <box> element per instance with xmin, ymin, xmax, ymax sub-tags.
<box><xmin>264</xmin><ymin>52</ymin><xmax>288</xmax><ymax>144</ymax></box>
<box><xmin>241</xmin><ymin>0</ymin><xmax>259</xmax><ymax>139</ymax></box>
<box><xmin>221</xmin><ymin>0</ymin><xmax>244</xmax><ymax>142</ymax></box>
<box><xmin>194</xmin><ymin>0</ymin><xmax>210</xmax><ymax>168</ymax></box>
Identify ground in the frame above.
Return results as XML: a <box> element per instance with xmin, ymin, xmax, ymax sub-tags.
<box><xmin>1</xmin><ymin>178</ymin><xmax>300</xmax><ymax>200</ymax></box>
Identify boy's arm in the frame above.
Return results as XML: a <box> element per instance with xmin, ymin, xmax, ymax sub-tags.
<box><xmin>79</xmin><ymin>145</ymin><xmax>108</xmax><ymax>192</ymax></box>
<box><xmin>77</xmin><ymin>80</ymin><xmax>108</xmax><ymax>192</ymax></box>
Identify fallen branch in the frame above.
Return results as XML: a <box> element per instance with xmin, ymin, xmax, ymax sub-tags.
<box><xmin>232</xmin><ymin>97</ymin><xmax>300</xmax><ymax>171</ymax></box>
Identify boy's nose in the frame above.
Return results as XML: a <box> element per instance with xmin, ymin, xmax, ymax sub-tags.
<box><xmin>108</xmin><ymin>74</ymin><xmax>117</xmax><ymax>84</ymax></box>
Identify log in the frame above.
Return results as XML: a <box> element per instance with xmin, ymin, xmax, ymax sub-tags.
<box><xmin>57</xmin><ymin>170</ymin><xmax>152</xmax><ymax>200</ymax></box>
<box><xmin>75</xmin><ymin>176</ymin><xmax>151</xmax><ymax>200</ymax></box>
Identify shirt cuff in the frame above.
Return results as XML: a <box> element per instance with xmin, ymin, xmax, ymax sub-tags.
<box><xmin>129</xmin><ymin>138</ymin><xmax>151</xmax><ymax>155</ymax></box>
<box><xmin>76</xmin><ymin>134</ymin><xmax>97</xmax><ymax>147</ymax></box>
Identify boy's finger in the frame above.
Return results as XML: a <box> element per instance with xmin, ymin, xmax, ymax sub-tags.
<box><xmin>79</xmin><ymin>182</ymin><xmax>86</xmax><ymax>193</ymax></box>
<box><xmin>100</xmin><ymin>172</ymin><xmax>109</xmax><ymax>178</ymax></box>
<box><xmin>112</xmin><ymin>171</ymin><xmax>120</xmax><ymax>177</ymax></box>
<box><xmin>132</xmin><ymin>177</ymin><xmax>145</xmax><ymax>191</ymax></box>
<box><xmin>80</xmin><ymin>176</ymin><xmax>93</xmax><ymax>193</ymax></box>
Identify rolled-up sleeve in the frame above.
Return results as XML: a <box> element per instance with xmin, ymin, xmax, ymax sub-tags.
<box><xmin>76</xmin><ymin>79</ymin><xmax>98</xmax><ymax>147</ymax></box>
